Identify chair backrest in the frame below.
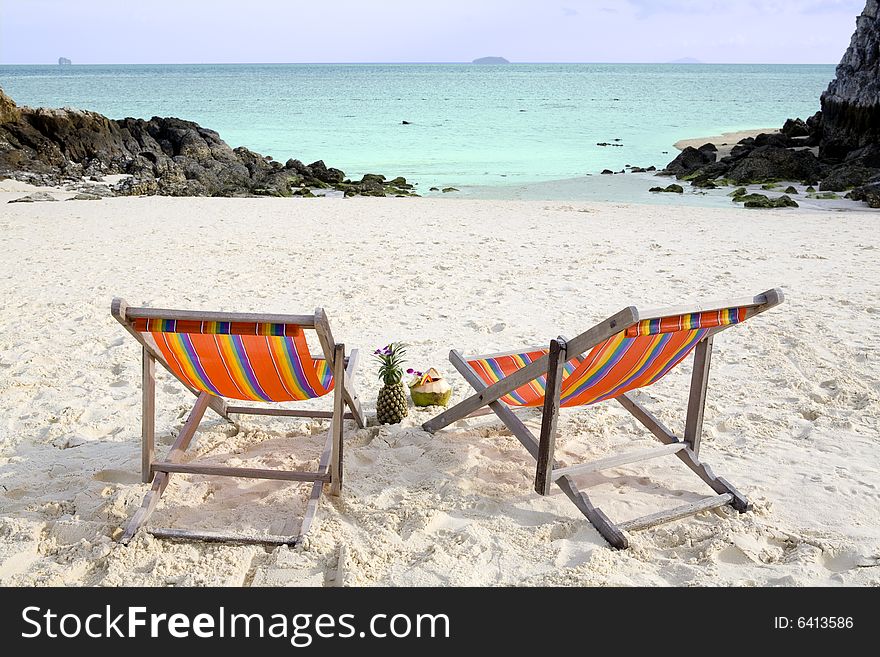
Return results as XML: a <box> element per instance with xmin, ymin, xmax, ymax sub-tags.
<box><xmin>113</xmin><ymin>301</ymin><xmax>335</xmax><ymax>403</ymax></box>
<box><xmin>467</xmin><ymin>290</ymin><xmax>783</xmax><ymax>408</ymax></box>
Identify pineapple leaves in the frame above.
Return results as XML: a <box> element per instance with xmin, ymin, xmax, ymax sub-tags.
<box><xmin>374</xmin><ymin>343</ymin><xmax>407</xmax><ymax>386</ymax></box>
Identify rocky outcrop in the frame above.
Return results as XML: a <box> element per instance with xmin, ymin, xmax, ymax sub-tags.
<box><xmin>726</xmin><ymin>146</ymin><xmax>821</xmax><ymax>184</ymax></box>
<box><xmin>820</xmin><ymin>0</ymin><xmax>880</xmax><ymax>161</ymax></box>
<box><xmin>0</xmin><ymin>87</ymin><xmax>415</xmax><ymax>198</ymax></box>
<box><xmin>849</xmin><ymin>181</ymin><xmax>880</xmax><ymax>207</ymax></box>
<box><xmin>0</xmin><ymin>88</ymin><xmax>20</xmax><ymax>124</ymax></box>
<box><xmin>664</xmin><ymin>144</ymin><xmax>716</xmax><ymax>175</ymax></box>
<box><xmin>661</xmin><ymin>2</ymin><xmax>880</xmax><ymax>206</ymax></box>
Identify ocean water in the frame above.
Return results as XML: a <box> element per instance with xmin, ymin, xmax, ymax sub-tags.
<box><xmin>0</xmin><ymin>63</ymin><xmax>835</xmax><ymax>190</ymax></box>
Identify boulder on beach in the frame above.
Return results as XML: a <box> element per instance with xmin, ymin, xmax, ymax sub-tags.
<box><xmin>781</xmin><ymin>118</ymin><xmax>810</xmax><ymax>138</ymax></box>
<box><xmin>649</xmin><ymin>184</ymin><xmax>684</xmax><ymax>193</ymax></box>
<box><xmin>0</xmin><ymin>86</ymin><xmax>414</xmax><ymax>199</ymax></box>
<box><xmin>725</xmin><ymin>146</ymin><xmax>821</xmax><ymax>184</ymax></box>
<box><xmin>848</xmin><ymin>180</ymin><xmax>880</xmax><ymax>207</ymax></box>
<box><xmin>664</xmin><ymin>144</ymin><xmax>717</xmax><ymax>176</ymax></box>
<box><xmin>8</xmin><ymin>191</ymin><xmax>58</xmax><ymax>203</ymax></box>
<box><xmin>743</xmin><ymin>194</ymin><xmax>799</xmax><ymax>209</ymax></box>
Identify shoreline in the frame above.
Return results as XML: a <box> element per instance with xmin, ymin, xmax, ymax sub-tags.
<box><xmin>3</xmin><ymin>174</ymin><xmax>875</xmax><ymax>213</ymax></box>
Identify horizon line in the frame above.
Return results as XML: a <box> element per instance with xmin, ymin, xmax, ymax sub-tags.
<box><xmin>0</xmin><ymin>60</ymin><xmax>841</xmax><ymax>67</ymax></box>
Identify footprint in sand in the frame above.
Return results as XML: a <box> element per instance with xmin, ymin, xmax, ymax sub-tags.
<box><xmin>93</xmin><ymin>469</ymin><xmax>141</xmax><ymax>484</ymax></box>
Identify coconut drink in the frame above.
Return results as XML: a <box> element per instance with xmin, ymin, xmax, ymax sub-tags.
<box><xmin>408</xmin><ymin>368</ymin><xmax>452</xmax><ymax>407</ymax></box>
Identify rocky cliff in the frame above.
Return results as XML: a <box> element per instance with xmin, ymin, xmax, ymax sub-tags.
<box><xmin>662</xmin><ymin>0</ymin><xmax>880</xmax><ymax>208</ymax></box>
<box><xmin>820</xmin><ymin>0</ymin><xmax>880</xmax><ymax>161</ymax></box>
<box><xmin>0</xmin><ymin>87</ymin><xmax>414</xmax><ymax>198</ymax></box>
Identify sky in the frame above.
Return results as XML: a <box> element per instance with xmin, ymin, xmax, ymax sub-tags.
<box><xmin>0</xmin><ymin>0</ymin><xmax>866</xmax><ymax>65</ymax></box>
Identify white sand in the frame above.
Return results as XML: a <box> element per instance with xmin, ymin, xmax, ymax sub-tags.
<box><xmin>0</xmin><ymin>193</ymin><xmax>878</xmax><ymax>587</ymax></box>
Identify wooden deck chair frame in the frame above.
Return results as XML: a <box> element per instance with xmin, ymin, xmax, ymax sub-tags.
<box><xmin>111</xmin><ymin>298</ymin><xmax>366</xmax><ymax>547</ymax></box>
<box><xmin>423</xmin><ymin>289</ymin><xmax>784</xmax><ymax>549</ymax></box>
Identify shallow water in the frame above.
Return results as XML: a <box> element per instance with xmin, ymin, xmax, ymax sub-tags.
<box><xmin>0</xmin><ymin>63</ymin><xmax>834</xmax><ymax>192</ymax></box>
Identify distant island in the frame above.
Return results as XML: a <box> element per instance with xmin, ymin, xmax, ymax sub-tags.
<box><xmin>472</xmin><ymin>57</ymin><xmax>510</xmax><ymax>65</ymax></box>
<box><xmin>668</xmin><ymin>57</ymin><xmax>703</xmax><ymax>64</ymax></box>
<box><xmin>58</xmin><ymin>57</ymin><xmax>72</xmax><ymax>66</ymax></box>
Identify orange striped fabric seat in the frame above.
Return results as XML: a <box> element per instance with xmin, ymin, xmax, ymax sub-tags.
<box><xmin>468</xmin><ymin>308</ymin><xmax>746</xmax><ymax>408</ymax></box>
<box><xmin>133</xmin><ymin>318</ymin><xmax>333</xmax><ymax>402</ymax></box>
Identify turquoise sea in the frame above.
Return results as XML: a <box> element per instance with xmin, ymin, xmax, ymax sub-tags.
<box><xmin>0</xmin><ymin>63</ymin><xmax>835</xmax><ymax>192</ymax></box>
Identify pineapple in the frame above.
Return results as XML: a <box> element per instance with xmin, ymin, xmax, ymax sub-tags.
<box><xmin>374</xmin><ymin>343</ymin><xmax>409</xmax><ymax>425</ymax></box>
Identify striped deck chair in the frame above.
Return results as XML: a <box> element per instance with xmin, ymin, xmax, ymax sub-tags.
<box><xmin>111</xmin><ymin>298</ymin><xmax>365</xmax><ymax>547</ymax></box>
<box><xmin>423</xmin><ymin>289</ymin><xmax>784</xmax><ymax>549</ymax></box>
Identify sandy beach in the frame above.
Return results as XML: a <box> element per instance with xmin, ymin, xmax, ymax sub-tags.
<box><xmin>0</xmin><ymin>190</ymin><xmax>878</xmax><ymax>587</ymax></box>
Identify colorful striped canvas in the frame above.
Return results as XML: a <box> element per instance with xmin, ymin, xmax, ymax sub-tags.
<box><xmin>135</xmin><ymin>321</ymin><xmax>333</xmax><ymax>402</ymax></box>
<box><xmin>468</xmin><ymin>308</ymin><xmax>747</xmax><ymax>408</ymax></box>
<box><xmin>133</xmin><ymin>318</ymin><xmax>297</xmax><ymax>337</ymax></box>
<box><xmin>624</xmin><ymin>307</ymin><xmax>746</xmax><ymax>337</ymax></box>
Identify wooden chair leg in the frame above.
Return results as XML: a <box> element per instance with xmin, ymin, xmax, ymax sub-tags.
<box><xmin>120</xmin><ymin>392</ymin><xmax>209</xmax><ymax>544</ymax></box>
<box><xmin>141</xmin><ymin>347</ymin><xmax>155</xmax><ymax>484</ymax></box>
<box><xmin>535</xmin><ymin>338</ymin><xmax>565</xmax><ymax>496</ymax></box>
<box><xmin>329</xmin><ymin>344</ymin><xmax>345</xmax><ymax>496</ymax></box>
<box><xmin>684</xmin><ymin>335</ymin><xmax>713</xmax><ymax>459</ymax></box>
<box><xmin>344</xmin><ymin>349</ymin><xmax>366</xmax><ymax>429</ymax></box>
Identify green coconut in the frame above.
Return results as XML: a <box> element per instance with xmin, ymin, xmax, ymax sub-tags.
<box><xmin>409</xmin><ymin>368</ymin><xmax>452</xmax><ymax>407</ymax></box>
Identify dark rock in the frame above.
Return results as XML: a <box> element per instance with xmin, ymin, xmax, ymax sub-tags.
<box><xmin>849</xmin><ymin>181</ymin><xmax>880</xmax><ymax>207</ymax></box>
<box><xmin>806</xmin><ymin>185</ymin><xmax>817</xmax><ymax>193</ymax></box>
<box><xmin>649</xmin><ymin>184</ymin><xmax>684</xmax><ymax>193</ymax></box>
<box><xmin>740</xmin><ymin>194</ymin><xmax>799</xmax><ymax>208</ymax></box>
<box><xmin>429</xmin><ymin>187</ymin><xmax>440</xmax><ymax>191</ymax></box>
<box><xmin>8</xmin><ymin>191</ymin><xmax>58</xmax><ymax>203</ymax></box>
<box><xmin>402</xmin><ymin>120</ymin><xmax>413</xmax><ymax>125</ymax></box>
<box><xmin>820</xmin><ymin>163</ymin><xmax>880</xmax><ymax>190</ymax></box>
<box><xmin>726</xmin><ymin>146</ymin><xmax>821</xmax><ymax>184</ymax></box>
<box><xmin>307</xmin><ymin>160</ymin><xmax>345</xmax><ymax>184</ymax></box>
<box><xmin>360</xmin><ymin>173</ymin><xmax>387</xmax><ymax>184</ymax></box>
<box><xmin>0</xmin><ymin>87</ymin><xmax>402</xmax><ymax>198</ymax></box>
<box><xmin>844</xmin><ymin>142</ymin><xmax>880</xmax><ymax>167</ymax></box>
<box><xmin>387</xmin><ymin>176</ymin><xmax>414</xmax><ymax>190</ymax></box>
<box><xmin>820</xmin><ymin>1</ymin><xmax>880</xmax><ymax>160</ymax></box>
<box><xmin>442</xmin><ymin>187</ymin><xmax>459</xmax><ymax>193</ymax></box>
<box><xmin>646</xmin><ymin>166</ymin><xmax>657</xmax><ymax>172</ymax></box>
<box><xmin>684</xmin><ymin>162</ymin><xmax>730</xmax><ymax>183</ymax></box>
<box><xmin>601</xmin><ymin>169</ymin><xmax>614</xmax><ymax>175</ymax></box>
<box><xmin>692</xmin><ymin>179</ymin><xmax>718</xmax><ymax>189</ymax></box>
<box><xmin>806</xmin><ymin>111</ymin><xmax>823</xmax><ymax>134</ymax></box>
<box><xmin>784</xmin><ymin>186</ymin><xmax>799</xmax><ymax>194</ymax></box>
<box><xmin>630</xmin><ymin>167</ymin><xmax>647</xmax><ymax>173</ymax></box>
<box><xmin>725</xmin><ymin>139</ymin><xmax>757</xmax><ymax>162</ymax></box>
<box><xmin>781</xmin><ymin>118</ymin><xmax>810</xmax><ymax>138</ymax></box>
<box><xmin>664</xmin><ymin>145</ymin><xmax>716</xmax><ymax>176</ymax></box>
<box><xmin>729</xmin><ymin>187</ymin><xmax>748</xmax><ymax>198</ymax></box>
<box><xmin>66</xmin><ymin>192</ymin><xmax>103</xmax><ymax>201</ymax></box>
<box><xmin>754</xmin><ymin>132</ymin><xmax>793</xmax><ymax>148</ymax></box>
